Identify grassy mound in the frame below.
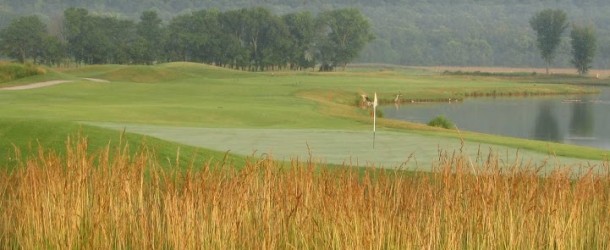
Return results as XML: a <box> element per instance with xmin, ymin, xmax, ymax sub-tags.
<box><xmin>0</xmin><ymin>62</ymin><xmax>46</xmax><ymax>83</ymax></box>
<box><xmin>57</xmin><ymin>62</ymin><xmax>253</xmax><ymax>83</ymax></box>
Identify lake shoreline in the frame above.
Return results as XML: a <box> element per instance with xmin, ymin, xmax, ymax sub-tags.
<box><xmin>383</xmin><ymin>87</ymin><xmax>610</xmax><ymax>151</ymax></box>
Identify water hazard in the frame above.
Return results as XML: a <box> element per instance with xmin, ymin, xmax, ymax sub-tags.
<box><xmin>384</xmin><ymin>88</ymin><xmax>610</xmax><ymax>150</ymax></box>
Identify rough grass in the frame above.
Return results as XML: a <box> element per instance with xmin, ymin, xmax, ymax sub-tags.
<box><xmin>1</xmin><ymin>137</ymin><xmax>609</xmax><ymax>248</ymax></box>
<box><xmin>0</xmin><ymin>62</ymin><xmax>46</xmax><ymax>83</ymax></box>
<box><xmin>415</xmin><ymin>66</ymin><xmax>610</xmax><ymax>79</ymax></box>
<box><xmin>55</xmin><ymin>62</ymin><xmax>253</xmax><ymax>83</ymax></box>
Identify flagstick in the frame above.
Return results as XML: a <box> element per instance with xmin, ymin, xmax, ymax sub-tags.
<box><xmin>373</xmin><ymin>92</ymin><xmax>377</xmax><ymax>149</ymax></box>
<box><xmin>373</xmin><ymin>108</ymin><xmax>376</xmax><ymax>149</ymax></box>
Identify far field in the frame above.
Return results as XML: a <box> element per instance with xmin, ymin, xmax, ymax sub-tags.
<box><xmin>0</xmin><ymin>62</ymin><xmax>608</xmax><ymax>169</ymax></box>
<box><xmin>417</xmin><ymin>66</ymin><xmax>610</xmax><ymax>78</ymax></box>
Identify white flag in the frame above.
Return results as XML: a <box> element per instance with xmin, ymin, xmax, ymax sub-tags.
<box><xmin>373</xmin><ymin>92</ymin><xmax>378</xmax><ymax>108</ymax></box>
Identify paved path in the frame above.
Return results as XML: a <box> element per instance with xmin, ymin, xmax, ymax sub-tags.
<box><xmin>1</xmin><ymin>78</ymin><xmax>109</xmax><ymax>90</ymax></box>
<box><xmin>0</xmin><ymin>80</ymin><xmax>73</xmax><ymax>90</ymax></box>
<box><xmin>91</xmin><ymin>123</ymin><xmax>603</xmax><ymax>173</ymax></box>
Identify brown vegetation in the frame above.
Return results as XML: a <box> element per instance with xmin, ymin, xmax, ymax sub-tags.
<box><xmin>0</xmin><ymin>62</ymin><xmax>46</xmax><ymax>83</ymax></box>
<box><xmin>419</xmin><ymin>66</ymin><xmax>610</xmax><ymax>79</ymax></box>
<box><xmin>1</xmin><ymin>137</ymin><xmax>609</xmax><ymax>248</ymax></box>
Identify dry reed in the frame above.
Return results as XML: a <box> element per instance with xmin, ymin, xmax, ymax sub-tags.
<box><xmin>1</xmin><ymin>136</ymin><xmax>609</xmax><ymax>249</ymax></box>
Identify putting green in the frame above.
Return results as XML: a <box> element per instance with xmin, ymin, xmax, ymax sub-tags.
<box><xmin>92</xmin><ymin>123</ymin><xmax>601</xmax><ymax>173</ymax></box>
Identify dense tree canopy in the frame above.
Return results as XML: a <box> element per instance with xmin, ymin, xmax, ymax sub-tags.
<box><xmin>0</xmin><ymin>16</ymin><xmax>47</xmax><ymax>63</ymax></box>
<box><xmin>316</xmin><ymin>9</ymin><xmax>374</xmax><ymax>71</ymax></box>
<box><xmin>0</xmin><ymin>5</ymin><xmax>369</xmax><ymax>69</ymax></box>
<box><xmin>133</xmin><ymin>11</ymin><xmax>164</xmax><ymax>65</ymax></box>
<box><xmin>163</xmin><ymin>7</ymin><xmax>372</xmax><ymax>70</ymax></box>
<box><xmin>0</xmin><ymin>7</ymin><xmax>373</xmax><ymax>70</ymax></box>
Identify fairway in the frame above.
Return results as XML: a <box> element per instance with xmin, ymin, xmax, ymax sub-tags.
<box><xmin>93</xmin><ymin>123</ymin><xmax>601</xmax><ymax>173</ymax></box>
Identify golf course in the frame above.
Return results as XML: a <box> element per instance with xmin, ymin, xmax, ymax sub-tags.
<box><xmin>2</xmin><ymin>62</ymin><xmax>610</xmax><ymax>248</ymax></box>
<box><xmin>1</xmin><ymin>62</ymin><xmax>608</xmax><ymax>168</ymax></box>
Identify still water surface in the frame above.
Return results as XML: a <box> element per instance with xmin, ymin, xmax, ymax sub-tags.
<box><xmin>384</xmin><ymin>88</ymin><xmax>610</xmax><ymax>150</ymax></box>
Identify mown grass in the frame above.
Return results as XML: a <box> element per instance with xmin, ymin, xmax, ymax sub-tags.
<box><xmin>0</xmin><ymin>62</ymin><xmax>597</xmax><ymax>127</ymax></box>
<box><xmin>0</xmin><ymin>62</ymin><xmax>607</xmax><ymax>163</ymax></box>
<box><xmin>0</xmin><ymin>119</ymin><xmax>244</xmax><ymax>170</ymax></box>
<box><xmin>1</xmin><ymin>137</ymin><xmax>609</xmax><ymax>248</ymax></box>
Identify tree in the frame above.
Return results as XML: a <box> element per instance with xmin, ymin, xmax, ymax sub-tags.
<box><xmin>0</xmin><ymin>15</ymin><xmax>47</xmax><ymax>63</ymax></box>
<box><xmin>107</xmin><ymin>19</ymin><xmax>137</xmax><ymax>64</ymax></box>
<box><xmin>189</xmin><ymin>10</ymin><xmax>225</xmax><ymax>65</ymax></box>
<box><xmin>316</xmin><ymin>8</ymin><xmax>374</xmax><ymax>71</ymax></box>
<box><xmin>63</xmin><ymin>8</ymin><xmax>90</xmax><ymax>64</ymax></box>
<box><xmin>38</xmin><ymin>35</ymin><xmax>67</xmax><ymax>66</ymax></box>
<box><xmin>282</xmin><ymin>11</ymin><xmax>317</xmax><ymax>70</ymax></box>
<box><xmin>133</xmin><ymin>10</ymin><xmax>165</xmax><ymax>64</ymax></box>
<box><xmin>166</xmin><ymin>10</ymin><xmax>227</xmax><ymax>64</ymax></box>
<box><xmin>218</xmin><ymin>9</ymin><xmax>251</xmax><ymax>69</ymax></box>
<box><xmin>239</xmin><ymin>7</ymin><xmax>287</xmax><ymax>71</ymax></box>
<box><xmin>166</xmin><ymin>13</ymin><xmax>195</xmax><ymax>62</ymax></box>
<box><xmin>252</xmin><ymin>9</ymin><xmax>291</xmax><ymax>70</ymax></box>
<box><xmin>529</xmin><ymin>9</ymin><xmax>568</xmax><ymax>74</ymax></box>
<box><xmin>570</xmin><ymin>25</ymin><xmax>596</xmax><ymax>75</ymax></box>
<box><xmin>63</xmin><ymin>8</ymin><xmax>137</xmax><ymax>64</ymax></box>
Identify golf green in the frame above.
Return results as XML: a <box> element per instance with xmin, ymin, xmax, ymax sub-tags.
<box><xmin>92</xmin><ymin>123</ymin><xmax>602</xmax><ymax>174</ymax></box>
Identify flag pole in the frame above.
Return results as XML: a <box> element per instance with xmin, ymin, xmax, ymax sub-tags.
<box><xmin>373</xmin><ymin>92</ymin><xmax>377</xmax><ymax>149</ymax></box>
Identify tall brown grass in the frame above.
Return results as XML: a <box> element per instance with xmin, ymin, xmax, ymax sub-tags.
<box><xmin>0</xmin><ymin>62</ymin><xmax>46</xmax><ymax>83</ymax></box>
<box><xmin>1</xmin><ymin>136</ymin><xmax>609</xmax><ymax>249</ymax></box>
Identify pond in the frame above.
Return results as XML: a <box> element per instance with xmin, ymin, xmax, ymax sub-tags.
<box><xmin>383</xmin><ymin>88</ymin><xmax>610</xmax><ymax>150</ymax></box>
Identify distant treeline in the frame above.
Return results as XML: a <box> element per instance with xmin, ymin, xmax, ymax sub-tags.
<box><xmin>0</xmin><ymin>7</ymin><xmax>373</xmax><ymax>71</ymax></box>
<box><xmin>1</xmin><ymin>0</ymin><xmax>609</xmax><ymax>68</ymax></box>
<box><xmin>363</xmin><ymin>2</ymin><xmax>610</xmax><ymax>69</ymax></box>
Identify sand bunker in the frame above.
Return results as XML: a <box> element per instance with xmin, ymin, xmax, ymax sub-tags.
<box><xmin>83</xmin><ymin>78</ymin><xmax>110</xmax><ymax>83</ymax></box>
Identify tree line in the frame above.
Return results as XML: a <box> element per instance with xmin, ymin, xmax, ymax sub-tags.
<box><xmin>1</xmin><ymin>0</ymin><xmax>609</xmax><ymax>69</ymax></box>
<box><xmin>0</xmin><ymin>7</ymin><xmax>374</xmax><ymax>71</ymax></box>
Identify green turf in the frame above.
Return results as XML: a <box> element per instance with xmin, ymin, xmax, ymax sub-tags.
<box><xmin>0</xmin><ymin>63</ymin><xmax>597</xmax><ymax>127</ymax></box>
<box><xmin>92</xmin><ymin>122</ymin><xmax>604</xmax><ymax>174</ymax></box>
<box><xmin>0</xmin><ymin>119</ymin><xmax>244</xmax><ymax>170</ymax></box>
<box><xmin>0</xmin><ymin>62</ymin><xmax>608</xmax><ymax>168</ymax></box>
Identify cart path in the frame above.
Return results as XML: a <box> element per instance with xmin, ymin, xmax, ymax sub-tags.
<box><xmin>1</xmin><ymin>78</ymin><xmax>109</xmax><ymax>90</ymax></box>
<box><xmin>0</xmin><ymin>80</ymin><xmax>73</xmax><ymax>90</ymax></box>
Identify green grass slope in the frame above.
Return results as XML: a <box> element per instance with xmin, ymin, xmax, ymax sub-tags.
<box><xmin>0</xmin><ymin>119</ymin><xmax>244</xmax><ymax>170</ymax></box>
